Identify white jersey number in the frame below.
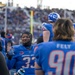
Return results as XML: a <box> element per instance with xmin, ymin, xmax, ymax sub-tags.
<box><xmin>22</xmin><ymin>57</ymin><xmax>35</xmax><ymax>68</ymax></box>
<box><xmin>49</xmin><ymin>50</ymin><xmax>75</xmax><ymax>75</ymax></box>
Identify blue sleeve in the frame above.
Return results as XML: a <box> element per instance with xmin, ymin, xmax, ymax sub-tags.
<box><xmin>42</xmin><ymin>24</ymin><xmax>48</xmax><ymax>31</ymax></box>
<box><xmin>42</xmin><ymin>23</ymin><xmax>52</xmax><ymax>31</ymax></box>
<box><xmin>7</xmin><ymin>46</ymin><xmax>18</xmax><ymax>70</ymax></box>
<box><xmin>34</xmin><ymin>44</ymin><xmax>42</xmax><ymax>67</ymax></box>
<box><xmin>7</xmin><ymin>55</ymin><xmax>16</xmax><ymax>70</ymax></box>
<box><xmin>7</xmin><ymin>45</ymin><xmax>20</xmax><ymax>70</ymax></box>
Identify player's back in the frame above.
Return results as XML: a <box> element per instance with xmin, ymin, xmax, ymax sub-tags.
<box><xmin>35</xmin><ymin>41</ymin><xmax>75</xmax><ymax>75</ymax></box>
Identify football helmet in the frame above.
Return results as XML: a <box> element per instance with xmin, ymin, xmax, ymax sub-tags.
<box><xmin>48</xmin><ymin>12</ymin><xmax>60</xmax><ymax>22</ymax></box>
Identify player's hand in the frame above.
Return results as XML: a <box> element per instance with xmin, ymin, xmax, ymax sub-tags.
<box><xmin>16</xmin><ymin>68</ymin><xmax>25</xmax><ymax>75</ymax></box>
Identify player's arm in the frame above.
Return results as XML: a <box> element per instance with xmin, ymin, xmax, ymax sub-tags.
<box><xmin>43</xmin><ymin>30</ymin><xmax>50</xmax><ymax>42</ymax></box>
<box><xmin>7</xmin><ymin>56</ymin><xmax>16</xmax><ymax>70</ymax></box>
<box><xmin>35</xmin><ymin>62</ymin><xmax>44</xmax><ymax>75</ymax></box>
<box><xmin>0</xmin><ymin>52</ymin><xmax>10</xmax><ymax>75</ymax></box>
<box><xmin>34</xmin><ymin>44</ymin><xmax>45</xmax><ymax>75</ymax></box>
<box><xmin>42</xmin><ymin>23</ymin><xmax>50</xmax><ymax>42</ymax></box>
<box><xmin>7</xmin><ymin>47</ymin><xmax>17</xmax><ymax>70</ymax></box>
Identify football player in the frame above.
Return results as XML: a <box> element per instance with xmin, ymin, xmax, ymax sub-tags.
<box><xmin>35</xmin><ymin>18</ymin><xmax>75</xmax><ymax>75</ymax></box>
<box><xmin>7</xmin><ymin>31</ymin><xmax>35</xmax><ymax>75</ymax></box>
<box><xmin>42</xmin><ymin>12</ymin><xmax>60</xmax><ymax>42</ymax></box>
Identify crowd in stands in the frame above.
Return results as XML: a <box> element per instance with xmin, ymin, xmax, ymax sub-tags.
<box><xmin>0</xmin><ymin>6</ymin><xmax>75</xmax><ymax>44</ymax></box>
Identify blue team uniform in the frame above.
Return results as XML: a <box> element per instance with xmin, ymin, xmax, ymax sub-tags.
<box><xmin>35</xmin><ymin>41</ymin><xmax>75</xmax><ymax>75</ymax></box>
<box><xmin>7</xmin><ymin>44</ymin><xmax>35</xmax><ymax>75</ymax></box>
<box><xmin>42</xmin><ymin>23</ymin><xmax>54</xmax><ymax>41</ymax></box>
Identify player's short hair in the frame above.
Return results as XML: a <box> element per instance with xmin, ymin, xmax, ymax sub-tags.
<box><xmin>53</xmin><ymin>18</ymin><xmax>74</xmax><ymax>41</ymax></box>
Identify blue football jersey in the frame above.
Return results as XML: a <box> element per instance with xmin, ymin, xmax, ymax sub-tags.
<box><xmin>35</xmin><ymin>41</ymin><xmax>75</xmax><ymax>75</ymax></box>
<box><xmin>42</xmin><ymin>23</ymin><xmax>54</xmax><ymax>41</ymax></box>
<box><xmin>7</xmin><ymin>44</ymin><xmax>35</xmax><ymax>75</ymax></box>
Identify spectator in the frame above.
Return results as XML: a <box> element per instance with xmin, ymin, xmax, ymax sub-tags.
<box><xmin>0</xmin><ymin>41</ymin><xmax>10</xmax><ymax>75</ymax></box>
<box><xmin>0</xmin><ymin>31</ymin><xmax>6</xmax><ymax>56</ymax></box>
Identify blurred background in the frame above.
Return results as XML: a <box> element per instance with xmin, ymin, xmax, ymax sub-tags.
<box><xmin>0</xmin><ymin>0</ymin><xmax>75</xmax><ymax>44</ymax></box>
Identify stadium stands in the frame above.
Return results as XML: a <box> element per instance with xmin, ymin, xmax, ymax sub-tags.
<box><xmin>0</xmin><ymin>6</ymin><xmax>75</xmax><ymax>44</ymax></box>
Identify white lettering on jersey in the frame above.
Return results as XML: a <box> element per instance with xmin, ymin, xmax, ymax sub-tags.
<box><xmin>57</xmin><ymin>44</ymin><xmax>71</xmax><ymax>49</ymax></box>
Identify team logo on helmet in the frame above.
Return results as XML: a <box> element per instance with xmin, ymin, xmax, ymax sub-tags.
<box><xmin>48</xmin><ymin>12</ymin><xmax>60</xmax><ymax>22</ymax></box>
